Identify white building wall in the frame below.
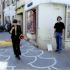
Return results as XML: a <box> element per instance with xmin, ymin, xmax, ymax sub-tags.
<box><xmin>17</xmin><ymin>0</ymin><xmax>25</xmax><ymax>8</ymax></box>
<box><xmin>50</xmin><ymin>0</ymin><xmax>70</xmax><ymax>5</ymax></box>
<box><xmin>25</xmin><ymin>0</ymin><xmax>70</xmax><ymax>11</ymax></box>
<box><xmin>22</xmin><ymin>12</ymin><xmax>26</xmax><ymax>34</ymax></box>
<box><xmin>25</xmin><ymin>0</ymin><xmax>52</xmax><ymax>11</ymax></box>
<box><xmin>37</xmin><ymin>4</ymin><xmax>65</xmax><ymax>49</ymax></box>
<box><xmin>25</xmin><ymin>0</ymin><xmax>70</xmax><ymax>50</ymax></box>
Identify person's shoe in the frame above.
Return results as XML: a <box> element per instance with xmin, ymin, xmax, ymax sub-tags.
<box><xmin>55</xmin><ymin>49</ymin><xmax>59</xmax><ymax>52</ymax></box>
<box><xmin>15</xmin><ymin>55</ymin><xmax>21</xmax><ymax>60</ymax></box>
<box><xmin>59</xmin><ymin>49</ymin><xmax>63</xmax><ymax>51</ymax></box>
<box><xmin>17</xmin><ymin>56</ymin><xmax>21</xmax><ymax>60</ymax></box>
<box><xmin>19</xmin><ymin>52</ymin><xmax>21</xmax><ymax>55</ymax></box>
<box><xmin>55</xmin><ymin>49</ymin><xmax>61</xmax><ymax>53</ymax></box>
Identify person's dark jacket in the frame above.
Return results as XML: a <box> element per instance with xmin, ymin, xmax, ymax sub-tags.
<box><xmin>11</xmin><ymin>25</ymin><xmax>22</xmax><ymax>39</ymax></box>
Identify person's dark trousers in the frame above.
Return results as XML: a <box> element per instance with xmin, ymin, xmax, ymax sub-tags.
<box><xmin>55</xmin><ymin>32</ymin><xmax>62</xmax><ymax>51</ymax></box>
<box><xmin>12</xmin><ymin>37</ymin><xmax>21</xmax><ymax>57</ymax></box>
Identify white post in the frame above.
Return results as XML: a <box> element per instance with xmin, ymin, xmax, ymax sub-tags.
<box><xmin>1</xmin><ymin>0</ymin><xmax>3</xmax><ymax>25</ymax></box>
<box><xmin>23</xmin><ymin>10</ymin><xmax>26</xmax><ymax>35</ymax></box>
<box><xmin>1</xmin><ymin>0</ymin><xmax>5</xmax><ymax>26</ymax></box>
<box><xmin>65</xmin><ymin>5</ymin><xmax>69</xmax><ymax>41</ymax></box>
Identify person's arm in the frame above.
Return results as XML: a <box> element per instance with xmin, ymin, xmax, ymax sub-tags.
<box><xmin>62</xmin><ymin>23</ymin><xmax>65</xmax><ymax>38</ymax></box>
<box><xmin>18</xmin><ymin>25</ymin><xmax>22</xmax><ymax>35</ymax></box>
<box><xmin>54</xmin><ymin>23</ymin><xmax>56</xmax><ymax>38</ymax></box>
<box><xmin>18</xmin><ymin>26</ymin><xmax>23</xmax><ymax>39</ymax></box>
<box><xmin>62</xmin><ymin>29</ymin><xmax>65</xmax><ymax>39</ymax></box>
<box><xmin>10</xmin><ymin>26</ymin><xmax>14</xmax><ymax>34</ymax></box>
<box><xmin>62</xmin><ymin>29</ymin><xmax>65</xmax><ymax>34</ymax></box>
<box><xmin>54</xmin><ymin>29</ymin><xmax>56</xmax><ymax>38</ymax></box>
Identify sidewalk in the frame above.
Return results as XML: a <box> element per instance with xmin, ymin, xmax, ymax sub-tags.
<box><xmin>0</xmin><ymin>32</ymin><xmax>70</xmax><ymax>70</ymax></box>
<box><xmin>0</xmin><ymin>40</ymin><xmax>70</xmax><ymax>70</ymax></box>
<box><xmin>0</xmin><ymin>32</ymin><xmax>12</xmax><ymax>47</ymax></box>
<box><xmin>0</xmin><ymin>32</ymin><xmax>11</xmax><ymax>41</ymax></box>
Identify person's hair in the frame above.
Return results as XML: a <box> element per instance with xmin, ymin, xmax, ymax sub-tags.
<box><xmin>13</xmin><ymin>19</ymin><xmax>17</xmax><ymax>23</ymax></box>
<box><xmin>57</xmin><ymin>16</ymin><xmax>62</xmax><ymax>21</ymax></box>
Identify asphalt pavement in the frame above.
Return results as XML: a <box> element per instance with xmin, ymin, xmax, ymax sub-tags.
<box><xmin>0</xmin><ymin>32</ymin><xmax>70</xmax><ymax>70</ymax></box>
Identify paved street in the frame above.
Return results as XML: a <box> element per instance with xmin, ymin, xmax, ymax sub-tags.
<box><xmin>0</xmin><ymin>32</ymin><xmax>70</xmax><ymax>70</ymax></box>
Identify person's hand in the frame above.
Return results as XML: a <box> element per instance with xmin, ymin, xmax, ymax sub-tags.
<box><xmin>62</xmin><ymin>34</ymin><xmax>64</xmax><ymax>39</ymax></box>
<box><xmin>10</xmin><ymin>27</ymin><xmax>14</xmax><ymax>33</ymax></box>
<box><xmin>19</xmin><ymin>34</ymin><xmax>24</xmax><ymax>40</ymax></box>
<box><xmin>12</xmin><ymin>27</ymin><xmax>15</xmax><ymax>30</ymax></box>
<box><xmin>54</xmin><ymin>33</ymin><xmax>56</xmax><ymax>38</ymax></box>
<box><xmin>20</xmin><ymin>34</ymin><xmax>23</xmax><ymax>36</ymax></box>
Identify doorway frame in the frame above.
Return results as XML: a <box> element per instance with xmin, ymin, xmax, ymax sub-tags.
<box><xmin>25</xmin><ymin>6</ymin><xmax>38</xmax><ymax>42</ymax></box>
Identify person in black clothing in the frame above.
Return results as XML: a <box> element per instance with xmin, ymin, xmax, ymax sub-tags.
<box><xmin>54</xmin><ymin>16</ymin><xmax>65</xmax><ymax>52</ymax></box>
<box><xmin>7</xmin><ymin>23</ymin><xmax>11</xmax><ymax>32</ymax></box>
<box><xmin>10</xmin><ymin>19</ymin><xmax>22</xmax><ymax>60</ymax></box>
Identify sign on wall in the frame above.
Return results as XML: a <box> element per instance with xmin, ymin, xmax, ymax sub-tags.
<box><xmin>27</xmin><ymin>2</ymin><xmax>33</xmax><ymax>7</ymax></box>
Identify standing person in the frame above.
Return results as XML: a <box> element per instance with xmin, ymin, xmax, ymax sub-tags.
<box><xmin>10</xmin><ymin>19</ymin><xmax>22</xmax><ymax>60</ymax></box>
<box><xmin>7</xmin><ymin>23</ymin><xmax>11</xmax><ymax>32</ymax></box>
<box><xmin>54</xmin><ymin>16</ymin><xmax>65</xmax><ymax>52</ymax></box>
